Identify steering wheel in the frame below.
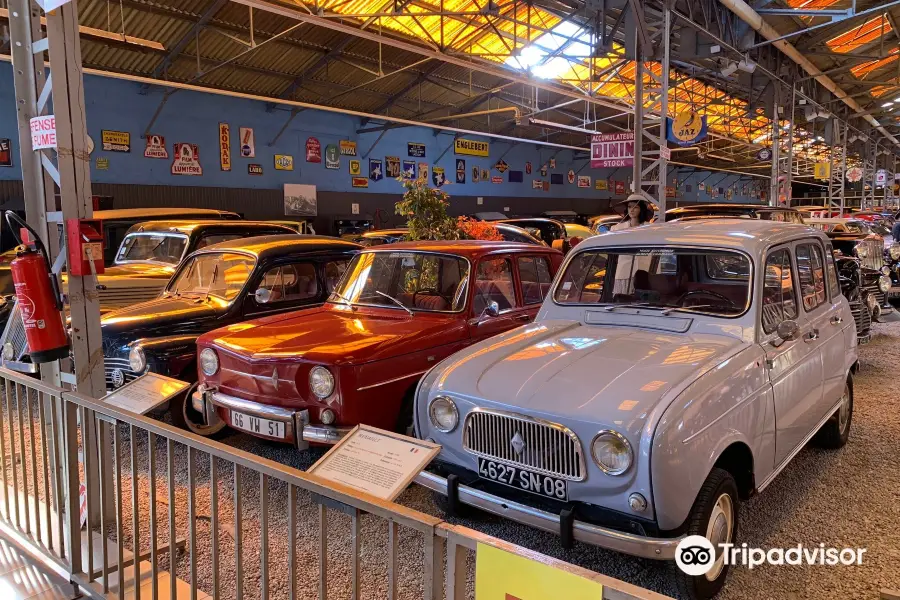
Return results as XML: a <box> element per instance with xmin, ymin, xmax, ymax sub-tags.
<box><xmin>676</xmin><ymin>289</ymin><xmax>737</xmax><ymax>309</ymax></box>
<box><xmin>413</xmin><ymin>288</ymin><xmax>452</xmax><ymax>307</ymax></box>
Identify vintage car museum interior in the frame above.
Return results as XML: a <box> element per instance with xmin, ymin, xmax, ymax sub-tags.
<box><xmin>1</xmin><ymin>0</ymin><xmax>900</xmax><ymax>598</ymax></box>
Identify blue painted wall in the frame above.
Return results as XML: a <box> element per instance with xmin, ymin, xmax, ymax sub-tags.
<box><xmin>0</xmin><ymin>62</ymin><xmax>763</xmax><ymax>204</ymax></box>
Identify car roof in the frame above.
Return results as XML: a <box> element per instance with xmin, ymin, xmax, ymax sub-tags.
<box><xmin>125</xmin><ymin>220</ymin><xmax>294</xmax><ymax>235</ymax></box>
<box><xmin>577</xmin><ymin>219</ymin><xmax>829</xmax><ymax>253</ymax></box>
<box><xmin>666</xmin><ymin>203</ymin><xmax>796</xmax><ymax>213</ymax></box>
<box><xmin>361</xmin><ymin>229</ymin><xmax>408</xmax><ymax>237</ymax></box>
<box><xmin>367</xmin><ymin>239</ymin><xmax>558</xmax><ymax>257</ymax></box>
<box><xmin>93</xmin><ymin>208</ymin><xmax>239</xmax><ymax>220</ymax></box>
<box><xmin>194</xmin><ymin>235</ymin><xmax>361</xmax><ymax>258</ymax></box>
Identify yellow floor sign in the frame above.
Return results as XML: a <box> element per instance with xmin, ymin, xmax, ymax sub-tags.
<box><xmin>475</xmin><ymin>543</ymin><xmax>604</xmax><ymax>599</ymax></box>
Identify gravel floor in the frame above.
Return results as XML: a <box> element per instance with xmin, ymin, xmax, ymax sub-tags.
<box><xmin>3</xmin><ymin>322</ymin><xmax>900</xmax><ymax>600</ymax></box>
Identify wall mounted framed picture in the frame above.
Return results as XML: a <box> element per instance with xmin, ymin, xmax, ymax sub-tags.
<box><xmin>284</xmin><ymin>184</ymin><xmax>317</xmax><ymax>216</ymax></box>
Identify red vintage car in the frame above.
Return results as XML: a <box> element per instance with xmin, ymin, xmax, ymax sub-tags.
<box><xmin>190</xmin><ymin>240</ymin><xmax>564</xmax><ymax>446</ymax></box>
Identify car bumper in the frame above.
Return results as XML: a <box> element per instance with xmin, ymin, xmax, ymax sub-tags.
<box><xmin>192</xmin><ymin>387</ymin><xmax>352</xmax><ymax>447</ymax></box>
<box><xmin>414</xmin><ymin>470</ymin><xmax>681</xmax><ymax>560</ymax></box>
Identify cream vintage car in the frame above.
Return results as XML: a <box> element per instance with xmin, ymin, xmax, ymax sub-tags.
<box><xmin>414</xmin><ymin>219</ymin><xmax>858</xmax><ymax>599</ymax></box>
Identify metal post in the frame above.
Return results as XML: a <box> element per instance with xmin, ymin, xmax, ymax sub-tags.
<box><xmin>769</xmin><ymin>85</ymin><xmax>781</xmax><ymax>206</ymax></box>
<box><xmin>828</xmin><ymin>119</ymin><xmax>848</xmax><ymax>214</ymax></box>
<box><xmin>863</xmin><ymin>138</ymin><xmax>878</xmax><ymax>210</ymax></box>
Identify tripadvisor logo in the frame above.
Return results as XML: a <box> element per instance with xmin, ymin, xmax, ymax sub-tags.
<box><xmin>675</xmin><ymin>535</ymin><xmax>867</xmax><ymax>574</ymax></box>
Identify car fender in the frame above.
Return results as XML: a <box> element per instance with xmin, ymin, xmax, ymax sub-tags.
<box><xmin>132</xmin><ymin>334</ymin><xmax>200</xmax><ymax>377</ymax></box>
<box><xmin>649</xmin><ymin>344</ymin><xmax>770</xmax><ymax>532</ymax></box>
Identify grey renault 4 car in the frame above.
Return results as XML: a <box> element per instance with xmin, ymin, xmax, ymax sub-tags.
<box><xmin>414</xmin><ymin>219</ymin><xmax>858</xmax><ymax>599</ymax></box>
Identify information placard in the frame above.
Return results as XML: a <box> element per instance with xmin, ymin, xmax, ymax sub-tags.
<box><xmin>103</xmin><ymin>372</ymin><xmax>190</xmax><ymax>415</ymax></box>
<box><xmin>309</xmin><ymin>425</ymin><xmax>440</xmax><ymax>501</ymax></box>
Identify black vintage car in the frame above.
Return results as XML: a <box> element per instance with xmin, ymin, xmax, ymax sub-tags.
<box><xmin>100</xmin><ymin>235</ymin><xmax>360</xmax><ymax>431</ymax></box>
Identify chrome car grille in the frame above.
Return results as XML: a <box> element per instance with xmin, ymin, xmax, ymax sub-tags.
<box><xmin>859</xmin><ymin>240</ymin><xmax>883</xmax><ymax>271</ymax></box>
<box><xmin>462</xmin><ymin>409</ymin><xmax>585</xmax><ymax>481</ymax></box>
<box><xmin>849</xmin><ymin>298</ymin><xmax>871</xmax><ymax>343</ymax></box>
<box><xmin>98</xmin><ymin>285</ymin><xmax>164</xmax><ymax>310</ymax></box>
<box><xmin>104</xmin><ymin>357</ymin><xmax>139</xmax><ymax>390</ymax></box>
<box><xmin>1</xmin><ymin>302</ymin><xmax>29</xmax><ymax>362</ymax></box>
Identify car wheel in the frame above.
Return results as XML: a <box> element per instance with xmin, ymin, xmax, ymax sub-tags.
<box><xmin>672</xmin><ymin>468</ymin><xmax>739</xmax><ymax>600</ymax></box>
<box><xmin>394</xmin><ymin>387</ymin><xmax>416</xmax><ymax>437</ymax></box>
<box><xmin>814</xmin><ymin>379</ymin><xmax>852</xmax><ymax>449</ymax></box>
<box><xmin>171</xmin><ymin>381</ymin><xmax>227</xmax><ymax>438</ymax></box>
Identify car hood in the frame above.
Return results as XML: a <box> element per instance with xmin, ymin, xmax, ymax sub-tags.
<box><xmin>434</xmin><ymin>319</ymin><xmax>746</xmax><ymax>427</ymax></box>
<box><xmin>203</xmin><ymin>305</ymin><xmax>462</xmax><ymax>365</ymax></box>
<box><xmin>101</xmin><ymin>296</ymin><xmax>224</xmax><ymax>338</ymax></box>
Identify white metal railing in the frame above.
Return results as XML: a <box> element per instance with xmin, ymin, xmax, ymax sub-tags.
<box><xmin>0</xmin><ymin>367</ymin><xmax>671</xmax><ymax>600</ymax></box>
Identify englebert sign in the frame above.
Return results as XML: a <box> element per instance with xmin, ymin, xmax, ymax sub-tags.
<box><xmin>455</xmin><ymin>138</ymin><xmax>489</xmax><ymax>157</ymax></box>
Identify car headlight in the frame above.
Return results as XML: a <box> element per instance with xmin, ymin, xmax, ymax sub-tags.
<box><xmin>428</xmin><ymin>396</ymin><xmax>459</xmax><ymax>433</ymax></box>
<box><xmin>128</xmin><ymin>345</ymin><xmax>147</xmax><ymax>373</ymax></box>
<box><xmin>879</xmin><ymin>275</ymin><xmax>891</xmax><ymax>292</ymax></box>
<box><xmin>591</xmin><ymin>430</ymin><xmax>633</xmax><ymax>475</ymax></box>
<box><xmin>890</xmin><ymin>244</ymin><xmax>900</xmax><ymax>260</ymax></box>
<box><xmin>309</xmin><ymin>366</ymin><xmax>335</xmax><ymax>399</ymax></box>
<box><xmin>199</xmin><ymin>348</ymin><xmax>219</xmax><ymax>377</ymax></box>
<box><xmin>855</xmin><ymin>245</ymin><xmax>869</xmax><ymax>259</ymax></box>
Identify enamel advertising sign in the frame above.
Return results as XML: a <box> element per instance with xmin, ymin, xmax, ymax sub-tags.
<box><xmin>340</xmin><ymin>140</ymin><xmax>357</xmax><ymax>156</ymax></box>
<box><xmin>30</xmin><ymin>115</ymin><xmax>57</xmax><ymax>151</ymax></box>
<box><xmin>306</xmin><ymin>138</ymin><xmax>322</xmax><ymax>163</ymax></box>
<box><xmin>219</xmin><ymin>123</ymin><xmax>231</xmax><ymax>171</ymax></box>
<box><xmin>274</xmin><ymin>154</ymin><xmax>294</xmax><ymax>171</ymax></box>
<box><xmin>101</xmin><ymin>130</ymin><xmax>131</xmax><ymax>153</ymax></box>
<box><xmin>239</xmin><ymin>127</ymin><xmax>255</xmax><ymax>158</ymax></box>
<box><xmin>171</xmin><ymin>143</ymin><xmax>203</xmax><ymax>176</ymax></box>
<box><xmin>591</xmin><ymin>132</ymin><xmax>634</xmax><ymax>168</ymax></box>
<box><xmin>144</xmin><ymin>135</ymin><xmax>168</xmax><ymax>159</ymax></box>
<box><xmin>454</xmin><ymin>138</ymin><xmax>489</xmax><ymax>157</ymax></box>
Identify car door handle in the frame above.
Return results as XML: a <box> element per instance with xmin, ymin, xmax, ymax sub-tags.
<box><xmin>830</xmin><ymin>315</ymin><xmax>843</xmax><ymax>325</ymax></box>
<box><xmin>515</xmin><ymin>314</ymin><xmax>531</xmax><ymax>322</ymax></box>
<box><xmin>804</xmin><ymin>329</ymin><xmax>820</xmax><ymax>342</ymax></box>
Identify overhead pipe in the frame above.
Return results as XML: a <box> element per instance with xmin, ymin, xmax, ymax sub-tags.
<box><xmin>425</xmin><ymin>107</ymin><xmax>521</xmax><ymax>125</ymax></box>
<box><xmin>716</xmin><ymin>0</ymin><xmax>900</xmax><ymax>150</ymax></box>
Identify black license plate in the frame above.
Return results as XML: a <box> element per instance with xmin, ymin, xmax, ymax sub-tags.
<box><xmin>477</xmin><ymin>458</ymin><xmax>568</xmax><ymax>501</ymax></box>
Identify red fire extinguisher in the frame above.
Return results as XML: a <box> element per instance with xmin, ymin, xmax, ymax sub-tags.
<box><xmin>5</xmin><ymin>211</ymin><xmax>69</xmax><ymax>363</ymax></box>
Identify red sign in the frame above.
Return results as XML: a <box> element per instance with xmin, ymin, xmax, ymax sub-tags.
<box><xmin>614</xmin><ymin>180</ymin><xmax>625</xmax><ymax>194</ymax></box>
<box><xmin>171</xmin><ymin>143</ymin><xmax>203</xmax><ymax>176</ymax></box>
<box><xmin>591</xmin><ymin>132</ymin><xmax>634</xmax><ymax>168</ymax></box>
<box><xmin>491</xmin><ymin>176</ymin><xmax>503</xmax><ymax>184</ymax></box>
<box><xmin>306</xmin><ymin>137</ymin><xmax>322</xmax><ymax>163</ymax></box>
<box><xmin>30</xmin><ymin>115</ymin><xmax>57</xmax><ymax>150</ymax></box>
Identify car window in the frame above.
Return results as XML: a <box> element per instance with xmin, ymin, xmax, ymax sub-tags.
<box><xmin>825</xmin><ymin>243</ymin><xmax>841</xmax><ymax>299</ymax></box>
<box><xmin>473</xmin><ymin>257</ymin><xmax>518</xmax><ymax>313</ymax></box>
<box><xmin>196</xmin><ymin>233</ymin><xmax>244</xmax><ymax>250</ymax></box>
<box><xmin>518</xmin><ymin>256</ymin><xmax>552</xmax><ymax>305</ymax></box>
<box><xmin>257</xmin><ymin>262</ymin><xmax>318</xmax><ymax>303</ymax></box>
<box><xmin>553</xmin><ymin>248</ymin><xmax>750</xmax><ymax>317</ymax></box>
<box><xmin>169</xmin><ymin>252</ymin><xmax>255</xmax><ymax>301</ymax></box>
<box><xmin>324</xmin><ymin>260</ymin><xmax>349</xmax><ymax>293</ymax></box>
<box><xmin>116</xmin><ymin>233</ymin><xmax>187</xmax><ymax>265</ymax></box>
<box><xmin>796</xmin><ymin>243</ymin><xmax>827</xmax><ymax>312</ymax></box>
<box><xmin>762</xmin><ymin>249</ymin><xmax>798</xmax><ymax>334</ymax></box>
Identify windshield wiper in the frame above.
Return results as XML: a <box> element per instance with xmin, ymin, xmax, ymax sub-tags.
<box><xmin>330</xmin><ymin>290</ymin><xmax>354</xmax><ymax>307</ymax></box>
<box><xmin>603</xmin><ymin>302</ymin><xmax>653</xmax><ymax>312</ymax></box>
<box><xmin>660</xmin><ymin>304</ymin><xmax>722</xmax><ymax>316</ymax></box>
<box><xmin>376</xmin><ymin>290</ymin><xmax>414</xmax><ymax>316</ymax></box>
<box><xmin>204</xmin><ymin>263</ymin><xmax>219</xmax><ymax>303</ymax></box>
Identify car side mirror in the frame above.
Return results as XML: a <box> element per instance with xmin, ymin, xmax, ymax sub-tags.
<box><xmin>772</xmin><ymin>320</ymin><xmax>800</xmax><ymax>347</ymax></box>
<box><xmin>481</xmin><ymin>301</ymin><xmax>500</xmax><ymax>318</ymax></box>
<box><xmin>254</xmin><ymin>288</ymin><xmax>272</xmax><ymax>304</ymax></box>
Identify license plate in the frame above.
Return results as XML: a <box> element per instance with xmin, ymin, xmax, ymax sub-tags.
<box><xmin>230</xmin><ymin>410</ymin><xmax>286</xmax><ymax>439</ymax></box>
<box><xmin>477</xmin><ymin>458</ymin><xmax>567</xmax><ymax>501</ymax></box>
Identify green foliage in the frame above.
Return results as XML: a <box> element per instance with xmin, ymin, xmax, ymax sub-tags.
<box><xmin>395</xmin><ymin>178</ymin><xmax>460</xmax><ymax>241</ymax></box>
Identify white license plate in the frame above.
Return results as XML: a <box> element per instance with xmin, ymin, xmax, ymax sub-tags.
<box><xmin>478</xmin><ymin>458</ymin><xmax>567</xmax><ymax>501</ymax></box>
<box><xmin>230</xmin><ymin>410</ymin><xmax>286</xmax><ymax>439</ymax></box>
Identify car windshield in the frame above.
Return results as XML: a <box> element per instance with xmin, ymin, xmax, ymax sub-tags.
<box><xmin>330</xmin><ymin>251</ymin><xmax>469</xmax><ymax>312</ymax></box>
<box><xmin>168</xmin><ymin>252</ymin><xmax>255</xmax><ymax>301</ymax></box>
<box><xmin>554</xmin><ymin>247</ymin><xmax>751</xmax><ymax>316</ymax></box>
<box><xmin>116</xmin><ymin>233</ymin><xmax>187</xmax><ymax>265</ymax></box>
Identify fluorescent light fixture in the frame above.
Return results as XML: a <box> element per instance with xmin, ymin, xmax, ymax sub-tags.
<box><xmin>720</xmin><ymin>62</ymin><xmax>738</xmax><ymax>77</ymax></box>
<box><xmin>737</xmin><ymin>58</ymin><xmax>757</xmax><ymax>73</ymax></box>
<box><xmin>883</xmin><ymin>102</ymin><xmax>895</xmax><ymax>108</ymax></box>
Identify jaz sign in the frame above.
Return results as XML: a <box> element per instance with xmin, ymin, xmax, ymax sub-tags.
<box><xmin>591</xmin><ymin>132</ymin><xmax>634</xmax><ymax>168</ymax></box>
<box><xmin>30</xmin><ymin>115</ymin><xmax>57</xmax><ymax>151</ymax></box>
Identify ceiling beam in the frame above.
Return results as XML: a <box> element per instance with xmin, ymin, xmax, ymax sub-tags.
<box><xmin>150</xmin><ymin>0</ymin><xmax>229</xmax><ymax>79</ymax></box>
<box><xmin>359</xmin><ymin>61</ymin><xmax>443</xmax><ymax>126</ymax></box>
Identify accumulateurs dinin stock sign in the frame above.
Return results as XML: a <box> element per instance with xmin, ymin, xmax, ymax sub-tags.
<box><xmin>591</xmin><ymin>132</ymin><xmax>634</xmax><ymax>168</ymax></box>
